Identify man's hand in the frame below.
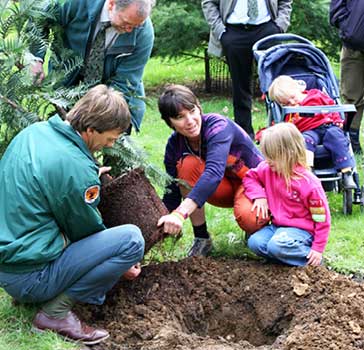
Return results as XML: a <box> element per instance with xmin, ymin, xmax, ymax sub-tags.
<box><xmin>98</xmin><ymin>166</ymin><xmax>112</xmax><ymax>178</ymax></box>
<box><xmin>307</xmin><ymin>249</ymin><xmax>322</xmax><ymax>266</ymax></box>
<box><xmin>157</xmin><ymin>213</ymin><xmax>183</xmax><ymax>236</ymax></box>
<box><xmin>30</xmin><ymin>60</ymin><xmax>45</xmax><ymax>85</ymax></box>
<box><xmin>122</xmin><ymin>263</ymin><xmax>141</xmax><ymax>280</ymax></box>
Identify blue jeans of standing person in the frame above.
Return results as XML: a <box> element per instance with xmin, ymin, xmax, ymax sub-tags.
<box><xmin>0</xmin><ymin>225</ymin><xmax>144</xmax><ymax>305</ymax></box>
<box><xmin>247</xmin><ymin>225</ymin><xmax>313</xmax><ymax>266</ymax></box>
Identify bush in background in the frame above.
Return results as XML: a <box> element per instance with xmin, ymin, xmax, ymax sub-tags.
<box><xmin>152</xmin><ymin>0</ymin><xmax>341</xmax><ymax>60</ymax></box>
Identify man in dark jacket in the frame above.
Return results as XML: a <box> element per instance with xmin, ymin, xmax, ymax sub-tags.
<box><xmin>0</xmin><ymin>85</ymin><xmax>145</xmax><ymax>345</ymax></box>
<box><xmin>201</xmin><ymin>0</ymin><xmax>292</xmax><ymax>138</ymax></box>
<box><xmin>31</xmin><ymin>0</ymin><xmax>155</xmax><ymax>131</ymax></box>
<box><xmin>330</xmin><ymin>0</ymin><xmax>364</xmax><ymax>154</ymax></box>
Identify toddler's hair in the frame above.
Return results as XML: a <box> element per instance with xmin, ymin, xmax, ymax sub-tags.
<box><xmin>261</xmin><ymin>123</ymin><xmax>308</xmax><ymax>186</ymax></box>
<box><xmin>269</xmin><ymin>75</ymin><xmax>306</xmax><ymax>104</ymax></box>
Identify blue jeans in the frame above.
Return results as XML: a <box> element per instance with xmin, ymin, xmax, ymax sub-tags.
<box><xmin>0</xmin><ymin>225</ymin><xmax>144</xmax><ymax>305</ymax></box>
<box><xmin>247</xmin><ymin>225</ymin><xmax>313</xmax><ymax>266</ymax></box>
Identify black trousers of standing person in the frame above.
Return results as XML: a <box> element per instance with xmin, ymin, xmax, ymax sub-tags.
<box><xmin>220</xmin><ymin>20</ymin><xmax>281</xmax><ymax>138</ymax></box>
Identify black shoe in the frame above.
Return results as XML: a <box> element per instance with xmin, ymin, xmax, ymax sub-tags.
<box><xmin>342</xmin><ymin>172</ymin><xmax>357</xmax><ymax>190</ymax></box>
<box><xmin>354</xmin><ymin>189</ymin><xmax>362</xmax><ymax>204</ymax></box>
<box><xmin>349</xmin><ymin>129</ymin><xmax>363</xmax><ymax>155</ymax></box>
<box><xmin>187</xmin><ymin>238</ymin><xmax>213</xmax><ymax>257</ymax></box>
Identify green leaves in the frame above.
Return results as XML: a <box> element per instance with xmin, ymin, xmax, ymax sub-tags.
<box><xmin>291</xmin><ymin>0</ymin><xmax>341</xmax><ymax>60</ymax></box>
<box><xmin>103</xmin><ymin>136</ymin><xmax>173</xmax><ymax>188</ymax></box>
<box><xmin>151</xmin><ymin>0</ymin><xmax>341</xmax><ymax>61</ymax></box>
<box><xmin>152</xmin><ymin>1</ymin><xmax>209</xmax><ymax>58</ymax></box>
<box><xmin>0</xmin><ymin>0</ymin><xmax>85</xmax><ymax>158</ymax></box>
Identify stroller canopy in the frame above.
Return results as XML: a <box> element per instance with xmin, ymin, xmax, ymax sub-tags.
<box><xmin>253</xmin><ymin>34</ymin><xmax>340</xmax><ymax>100</ymax></box>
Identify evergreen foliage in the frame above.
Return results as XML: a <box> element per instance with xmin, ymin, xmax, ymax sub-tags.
<box><xmin>152</xmin><ymin>0</ymin><xmax>208</xmax><ymax>59</ymax></box>
<box><xmin>152</xmin><ymin>0</ymin><xmax>341</xmax><ymax>60</ymax></box>
<box><xmin>290</xmin><ymin>0</ymin><xmax>340</xmax><ymax>60</ymax></box>
<box><xmin>0</xmin><ymin>0</ymin><xmax>87</xmax><ymax>157</ymax></box>
<box><xmin>103</xmin><ymin>136</ymin><xmax>172</xmax><ymax>188</ymax></box>
<box><xmin>0</xmin><ymin>0</ymin><xmax>166</xmax><ymax>185</ymax></box>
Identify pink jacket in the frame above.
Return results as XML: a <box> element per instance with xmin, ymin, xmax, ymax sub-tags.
<box><xmin>243</xmin><ymin>161</ymin><xmax>330</xmax><ymax>253</ymax></box>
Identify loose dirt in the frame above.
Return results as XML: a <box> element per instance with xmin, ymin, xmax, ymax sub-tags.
<box><xmin>78</xmin><ymin>257</ymin><xmax>364</xmax><ymax>350</ymax></box>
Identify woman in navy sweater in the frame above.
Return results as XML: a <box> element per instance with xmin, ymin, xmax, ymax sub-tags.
<box><xmin>157</xmin><ymin>85</ymin><xmax>267</xmax><ymax>256</ymax></box>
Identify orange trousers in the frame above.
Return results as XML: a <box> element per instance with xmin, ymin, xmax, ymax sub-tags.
<box><xmin>176</xmin><ymin>155</ymin><xmax>268</xmax><ymax>234</ymax></box>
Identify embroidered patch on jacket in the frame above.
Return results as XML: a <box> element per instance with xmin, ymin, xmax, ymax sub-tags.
<box><xmin>309</xmin><ymin>206</ymin><xmax>326</xmax><ymax>215</ymax></box>
<box><xmin>309</xmin><ymin>199</ymin><xmax>326</xmax><ymax>222</ymax></box>
<box><xmin>84</xmin><ymin>185</ymin><xmax>100</xmax><ymax>204</ymax></box>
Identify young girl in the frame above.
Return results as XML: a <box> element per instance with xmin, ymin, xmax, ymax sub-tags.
<box><xmin>268</xmin><ymin>75</ymin><xmax>356</xmax><ymax>190</ymax></box>
<box><xmin>243</xmin><ymin>123</ymin><xmax>331</xmax><ymax>266</ymax></box>
<box><xmin>157</xmin><ymin>85</ymin><xmax>268</xmax><ymax>257</ymax></box>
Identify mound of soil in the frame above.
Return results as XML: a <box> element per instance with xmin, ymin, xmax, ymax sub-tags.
<box><xmin>78</xmin><ymin>257</ymin><xmax>364</xmax><ymax>350</ymax></box>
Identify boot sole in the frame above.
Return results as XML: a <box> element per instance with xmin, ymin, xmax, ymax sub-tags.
<box><xmin>32</xmin><ymin>326</ymin><xmax>110</xmax><ymax>345</ymax></box>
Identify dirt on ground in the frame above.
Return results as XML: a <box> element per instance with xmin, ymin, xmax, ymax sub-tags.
<box><xmin>78</xmin><ymin>257</ymin><xmax>364</xmax><ymax>350</ymax></box>
<box><xmin>93</xmin><ymin>170</ymin><xmax>364</xmax><ymax>349</ymax></box>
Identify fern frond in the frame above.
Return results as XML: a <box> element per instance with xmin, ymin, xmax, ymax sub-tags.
<box><xmin>0</xmin><ymin>36</ymin><xmax>26</xmax><ymax>57</ymax></box>
<box><xmin>103</xmin><ymin>136</ymin><xmax>172</xmax><ymax>188</ymax></box>
<box><xmin>0</xmin><ymin>7</ymin><xmax>19</xmax><ymax>38</ymax></box>
<box><xmin>23</xmin><ymin>21</ymin><xmax>49</xmax><ymax>55</ymax></box>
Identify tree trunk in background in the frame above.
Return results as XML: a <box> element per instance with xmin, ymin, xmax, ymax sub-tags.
<box><xmin>99</xmin><ymin>168</ymin><xmax>169</xmax><ymax>254</ymax></box>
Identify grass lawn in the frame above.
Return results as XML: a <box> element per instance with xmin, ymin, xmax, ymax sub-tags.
<box><xmin>0</xmin><ymin>55</ymin><xmax>363</xmax><ymax>350</ymax></box>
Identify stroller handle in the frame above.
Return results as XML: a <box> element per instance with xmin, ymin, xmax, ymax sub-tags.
<box><xmin>253</xmin><ymin>33</ymin><xmax>314</xmax><ymax>53</ymax></box>
<box><xmin>281</xmin><ymin>104</ymin><xmax>356</xmax><ymax>116</ymax></box>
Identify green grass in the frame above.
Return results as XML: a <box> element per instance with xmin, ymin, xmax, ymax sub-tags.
<box><xmin>0</xmin><ymin>297</ymin><xmax>76</xmax><ymax>350</ymax></box>
<box><xmin>143</xmin><ymin>55</ymin><xmax>205</xmax><ymax>90</ymax></box>
<box><xmin>1</xmin><ymin>55</ymin><xmax>363</xmax><ymax>349</ymax></box>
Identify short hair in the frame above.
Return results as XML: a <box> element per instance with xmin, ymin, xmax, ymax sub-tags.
<box><xmin>268</xmin><ymin>75</ymin><xmax>306</xmax><ymax>104</ymax></box>
<box><xmin>158</xmin><ymin>84</ymin><xmax>202</xmax><ymax>128</ymax></box>
<box><xmin>66</xmin><ymin>84</ymin><xmax>131</xmax><ymax>133</ymax></box>
<box><xmin>114</xmin><ymin>0</ymin><xmax>155</xmax><ymax>18</ymax></box>
<box><xmin>261</xmin><ymin>123</ymin><xmax>308</xmax><ymax>187</ymax></box>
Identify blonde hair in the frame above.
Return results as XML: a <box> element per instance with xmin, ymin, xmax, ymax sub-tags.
<box><xmin>261</xmin><ymin>123</ymin><xmax>308</xmax><ymax>187</ymax></box>
<box><xmin>268</xmin><ymin>75</ymin><xmax>306</xmax><ymax>104</ymax></box>
<box><xmin>66</xmin><ymin>84</ymin><xmax>130</xmax><ymax>133</ymax></box>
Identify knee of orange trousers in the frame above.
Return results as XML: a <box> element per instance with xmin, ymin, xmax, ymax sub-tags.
<box><xmin>176</xmin><ymin>154</ymin><xmax>235</xmax><ymax>208</ymax></box>
<box><xmin>234</xmin><ymin>185</ymin><xmax>270</xmax><ymax>235</ymax></box>
<box><xmin>177</xmin><ymin>155</ymin><xmax>205</xmax><ymax>187</ymax></box>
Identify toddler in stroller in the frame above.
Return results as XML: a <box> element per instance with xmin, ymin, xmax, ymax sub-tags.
<box><xmin>252</xmin><ymin>33</ymin><xmax>363</xmax><ymax>214</ymax></box>
<box><xmin>268</xmin><ymin>75</ymin><xmax>356</xmax><ymax>190</ymax></box>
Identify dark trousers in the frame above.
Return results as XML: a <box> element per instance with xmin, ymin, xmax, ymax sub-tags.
<box><xmin>221</xmin><ymin>21</ymin><xmax>280</xmax><ymax>137</ymax></box>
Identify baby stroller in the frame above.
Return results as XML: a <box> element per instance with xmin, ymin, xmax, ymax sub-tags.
<box><xmin>253</xmin><ymin>33</ymin><xmax>363</xmax><ymax>214</ymax></box>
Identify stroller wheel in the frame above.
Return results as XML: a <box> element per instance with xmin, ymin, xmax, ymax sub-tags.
<box><xmin>343</xmin><ymin>189</ymin><xmax>353</xmax><ymax>215</ymax></box>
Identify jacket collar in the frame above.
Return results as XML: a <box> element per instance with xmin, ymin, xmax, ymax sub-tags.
<box><xmin>48</xmin><ymin>115</ymin><xmax>95</xmax><ymax>163</ymax></box>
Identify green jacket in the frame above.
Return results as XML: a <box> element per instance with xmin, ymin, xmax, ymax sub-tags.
<box><xmin>0</xmin><ymin>116</ymin><xmax>106</xmax><ymax>273</ymax></box>
<box><xmin>41</xmin><ymin>0</ymin><xmax>154</xmax><ymax>130</ymax></box>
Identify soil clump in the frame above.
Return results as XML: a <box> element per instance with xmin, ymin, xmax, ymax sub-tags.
<box><xmin>78</xmin><ymin>257</ymin><xmax>364</xmax><ymax>350</ymax></box>
<box><xmin>99</xmin><ymin>168</ymin><xmax>168</xmax><ymax>254</ymax></box>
